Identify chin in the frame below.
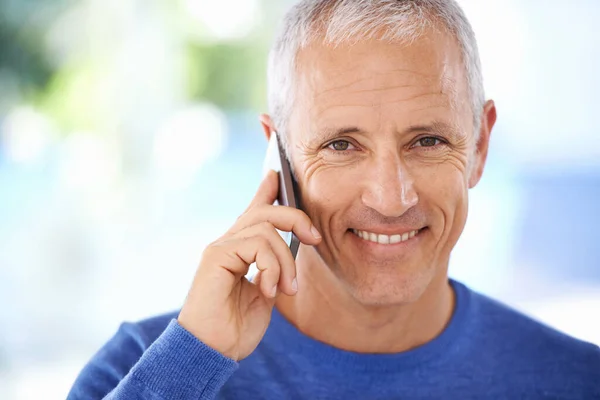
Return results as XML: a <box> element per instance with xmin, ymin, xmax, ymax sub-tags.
<box><xmin>340</xmin><ymin>265</ymin><xmax>436</xmax><ymax>307</ymax></box>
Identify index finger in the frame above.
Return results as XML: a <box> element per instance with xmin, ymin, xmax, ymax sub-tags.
<box><xmin>246</xmin><ymin>169</ymin><xmax>279</xmax><ymax>210</ymax></box>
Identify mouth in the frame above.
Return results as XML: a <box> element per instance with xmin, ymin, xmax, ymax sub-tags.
<box><xmin>350</xmin><ymin>228</ymin><xmax>424</xmax><ymax>245</ymax></box>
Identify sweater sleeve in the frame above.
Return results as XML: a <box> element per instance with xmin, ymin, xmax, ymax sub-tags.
<box><xmin>67</xmin><ymin>319</ymin><xmax>239</xmax><ymax>400</ymax></box>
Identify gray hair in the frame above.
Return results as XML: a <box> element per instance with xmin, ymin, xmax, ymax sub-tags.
<box><xmin>267</xmin><ymin>0</ymin><xmax>485</xmax><ymax>154</ymax></box>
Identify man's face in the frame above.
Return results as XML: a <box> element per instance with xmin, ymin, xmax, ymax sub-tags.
<box><xmin>287</xmin><ymin>29</ymin><xmax>487</xmax><ymax>305</ymax></box>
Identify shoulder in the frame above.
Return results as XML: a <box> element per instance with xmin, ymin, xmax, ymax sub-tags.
<box><xmin>458</xmin><ymin>282</ymin><xmax>600</xmax><ymax>394</ymax></box>
<box><xmin>468</xmin><ymin>286</ymin><xmax>598</xmax><ymax>355</ymax></box>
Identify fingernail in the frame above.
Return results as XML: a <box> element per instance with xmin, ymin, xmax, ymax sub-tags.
<box><xmin>310</xmin><ymin>225</ymin><xmax>321</xmax><ymax>239</ymax></box>
<box><xmin>270</xmin><ymin>285</ymin><xmax>277</xmax><ymax>298</ymax></box>
<box><xmin>291</xmin><ymin>278</ymin><xmax>298</xmax><ymax>292</ymax></box>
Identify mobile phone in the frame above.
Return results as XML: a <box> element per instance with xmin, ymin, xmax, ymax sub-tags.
<box><xmin>262</xmin><ymin>131</ymin><xmax>301</xmax><ymax>259</ymax></box>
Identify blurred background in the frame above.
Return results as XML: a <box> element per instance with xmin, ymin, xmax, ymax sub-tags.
<box><xmin>1</xmin><ymin>0</ymin><xmax>599</xmax><ymax>398</ymax></box>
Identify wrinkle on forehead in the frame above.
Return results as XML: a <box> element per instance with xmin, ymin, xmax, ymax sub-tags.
<box><xmin>293</xmin><ymin>29</ymin><xmax>467</xmax><ymax>121</ymax></box>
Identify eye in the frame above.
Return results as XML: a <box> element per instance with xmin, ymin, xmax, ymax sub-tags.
<box><xmin>413</xmin><ymin>136</ymin><xmax>445</xmax><ymax>148</ymax></box>
<box><xmin>327</xmin><ymin>140</ymin><xmax>355</xmax><ymax>152</ymax></box>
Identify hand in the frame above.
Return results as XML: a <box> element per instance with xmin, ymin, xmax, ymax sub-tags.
<box><xmin>177</xmin><ymin>170</ymin><xmax>321</xmax><ymax>361</ymax></box>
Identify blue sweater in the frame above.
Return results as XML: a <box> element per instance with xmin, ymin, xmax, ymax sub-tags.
<box><xmin>68</xmin><ymin>280</ymin><xmax>600</xmax><ymax>399</ymax></box>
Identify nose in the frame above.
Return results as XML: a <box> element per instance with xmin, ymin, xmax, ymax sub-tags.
<box><xmin>360</xmin><ymin>152</ymin><xmax>419</xmax><ymax>218</ymax></box>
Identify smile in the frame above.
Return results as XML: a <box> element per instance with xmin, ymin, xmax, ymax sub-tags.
<box><xmin>351</xmin><ymin>229</ymin><xmax>421</xmax><ymax>244</ymax></box>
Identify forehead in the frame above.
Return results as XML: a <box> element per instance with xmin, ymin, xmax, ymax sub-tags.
<box><xmin>290</xmin><ymin>28</ymin><xmax>470</xmax><ymax>139</ymax></box>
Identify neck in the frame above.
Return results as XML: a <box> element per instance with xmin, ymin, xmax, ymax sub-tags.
<box><xmin>275</xmin><ymin>247</ymin><xmax>455</xmax><ymax>354</ymax></box>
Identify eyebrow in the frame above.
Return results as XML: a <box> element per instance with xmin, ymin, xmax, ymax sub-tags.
<box><xmin>404</xmin><ymin>120</ymin><xmax>464</xmax><ymax>141</ymax></box>
<box><xmin>313</xmin><ymin>120</ymin><xmax>463</xmax><ymax>144</ymax></box>
<box><xmin>312</xmin><ymin>126</ymin><xmax>362</xmax><ymax>144</ymax></box>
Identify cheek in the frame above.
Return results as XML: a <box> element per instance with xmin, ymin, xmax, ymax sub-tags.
<box><xmin>301</xmin><ymin>167</ymin><xmax>358</xmax><ymax>224</ymax></box>
<box><xmin>411</xmin><ymin>163</ymin><xmax>469</xmax><ymax>229</ymax></box>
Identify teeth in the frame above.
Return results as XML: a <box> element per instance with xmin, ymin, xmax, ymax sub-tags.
<box><xmin>353</xmin><ymin>229</ymin><xmax>420</xmax><ymax>245</ymax></box>
<box><xmin>377</xmin><ymin>234</ymin><xmax>389</xmax><ymax>244</ymax></box>
<box><xmin>390</xmin><ymin>234</ymin><xmax>402</xmax><ymax>244</ymax></box>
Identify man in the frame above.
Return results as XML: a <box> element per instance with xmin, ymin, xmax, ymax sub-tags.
<box><xmin>68</xmin><ymin>0</ymin><xmax>600</xmax><ymax>399</ymax></box>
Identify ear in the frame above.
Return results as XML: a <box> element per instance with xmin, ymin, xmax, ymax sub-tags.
<box><xmin>259</xmin><ymin>114</ymin><xmax>275</xmax><ymax>141</ymax></box>
<box><xmin>468</xmin><ymin>100</ymin><xmax>497</xmax><ymax>188</ymax></box>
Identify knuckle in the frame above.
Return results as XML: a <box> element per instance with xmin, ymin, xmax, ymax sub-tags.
<box><xmin>254</xmin><ymin>235</ymin><xmax>271</xmax><ymax>250</ymax></box>
<box><xmin>254</xmin><ymin>223</ymin><xmax>279</xmax><ymax>243</ymax></box>
<box><xmin>257</xmin><ymin>221</ymin><xmax>275</xmax><ymax>233</ymax></box>
<box><xmin>202</xmin><ymin>242</ymin><xmax>218</xmax><ymax>257</ymax></box>
<box><xmin>292</xmin><ymin>208</ymin><xmax>310</xmax><ymax>224</ymax></box>
<box><xmin>202</xmin><ymin>239</ymin><xmax>231</xmax><ymax>260</ymax></box>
